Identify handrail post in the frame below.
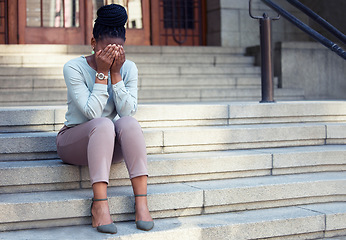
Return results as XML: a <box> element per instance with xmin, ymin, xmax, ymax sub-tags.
<box><xmin>249</xmin><ymin>0</ymin><xmax>279</xmax><ymax>103</ymax></box>
<box><xmin>259</xmin><ymin>13</ymin><xmax>274</xmax><ymax>103</ymax></box>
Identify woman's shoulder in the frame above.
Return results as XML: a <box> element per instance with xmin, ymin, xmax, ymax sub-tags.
<box><xmin>64</xmin><ymin>56</ymin><xmax>86</xmax><ymax>67</ymax></box>
<box><xmin>123</xmin><ymin>59</ymin><xmax>137</xmax><ymax>70</ymax></box>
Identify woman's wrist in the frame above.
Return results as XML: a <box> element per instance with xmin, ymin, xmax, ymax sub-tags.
<box><xmin>95</xmin><ymin>70</ymin><xmax>109</xmax><ymax>85</ymax></box>
<box><xmin>96</xmin><ymin>69</ymin><xmax>109</xmax><ymax>75</ymax></box>
<box><xmin>95</xmin><ymin>78</ymin><xmax>108</xmax><ymax>85</ymax></box>
<box><xmin>111</xmin><ymin>72</ymin><xmax>122</xmax><ymax>84</ymax></box>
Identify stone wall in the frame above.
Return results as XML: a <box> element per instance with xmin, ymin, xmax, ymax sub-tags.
<box><xmin>275</xmin><ymin>42</ymin><xmax>346</xmax><ymax>100</ymax></box>
<box><xmin>206</xmin><ymin>0</ymin><xmax>311</xmax><ymax>47</ymax></box>
<box><xmin>206</xmin><ymin>0</ymin><xmax>346</xmax><ymax>100</ymax></box>
<box><xmin>206</xmin><ymin>0</ymin><xmax>346</xmax><ymax>48</ymax></box>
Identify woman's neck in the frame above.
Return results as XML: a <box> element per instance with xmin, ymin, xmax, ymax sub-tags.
<box><xmin>86</xmin><ymin>54</ymin><xmax>97</xmax><ymax>71</ymax></box>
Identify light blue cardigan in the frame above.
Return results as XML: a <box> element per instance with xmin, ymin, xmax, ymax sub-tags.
<box><xmin>63</xmin><ymin>56</ymin><xmax>138</xmax><ymax>127</ymax></box>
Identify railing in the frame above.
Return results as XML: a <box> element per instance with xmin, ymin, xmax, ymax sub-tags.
<box><xmin>249</xmin><ymin>0</ymin><xmax>346</xmax><ymax>103</ymax></box>
<box><xmin>286</xmin><ymin>0</ymin><xmax>346</xmax><ymax>44</ymax></box>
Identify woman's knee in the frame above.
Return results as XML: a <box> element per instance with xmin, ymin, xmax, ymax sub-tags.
<box><xmin>115</xmin><ymin>116</ymin><xmax>142</xmax><ymax>133</ymax></box>
<box><xmin>89</xmin><ymin>117</ymin><xmax>115</xmax><ymax>137</ymax></box>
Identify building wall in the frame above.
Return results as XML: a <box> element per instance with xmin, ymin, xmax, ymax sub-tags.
<box><xmin>206</xmin><ymin>0</ymin><xmax>345</xmax><ymax>48</ymax></box>
<box><xmin>276</xmin><ymin>42</ymin><xmax>346</xmax><ymax>99</ymax></box>
<box><xmin>206</xmin><ymin>0</ymin><xmax>346</xmax><ymax>100</ymax></box>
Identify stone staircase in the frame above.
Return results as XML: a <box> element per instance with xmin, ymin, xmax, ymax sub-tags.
<box><xmin>0</xmin><ymin>45</ymin><xmax>304</xmax><ymax>106</ymax></box>
<box><xmin>0</xmin><ymin>101</ymin><xmax>346</xmax><ymax>239</ymax></box>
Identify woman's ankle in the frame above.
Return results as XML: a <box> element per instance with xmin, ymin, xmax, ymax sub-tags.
<box><xmin>92</xmin><ymin>201</ymin><xmax>113</xmax><ymax>225</ymax></box>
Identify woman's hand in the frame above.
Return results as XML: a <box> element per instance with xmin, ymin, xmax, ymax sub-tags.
<box><xmin>95</xmin><ymin>44</ymin><xmax>117</xmax><ymax>74</ymax></box>
<box><xmin>110</xmin><ymin>45</ymin><xmax>126</xmax><ymax>74</ymax></box>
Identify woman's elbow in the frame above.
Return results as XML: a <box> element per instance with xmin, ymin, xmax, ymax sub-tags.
<box><xmin>118</xmin><ymin>103</ymin><xmax>137</xmax><ymax>117</ymax></box>
<box><xmin>84</xmin><ymin>106</ymin><xmax>103</xmax><ymax>119</ymax></box>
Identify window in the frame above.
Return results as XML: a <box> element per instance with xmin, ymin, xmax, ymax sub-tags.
<box><xmin>163</xmin><ymin>0</ymin><xmax>194</xmax><ymax>29</ymax></box>
<box><xmin>93</xmin><ymin>0</ymin><xmax>143</xmax><ymax>29</ymax></box>
<box><xmin>26</xmin><ymin>0</ymin><xmax>80</xmax><ymax>27</ymax></box>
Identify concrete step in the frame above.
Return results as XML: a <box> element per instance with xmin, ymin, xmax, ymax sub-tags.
<box><xmin>1</xmin><ymin>145</ymin><xmax>345</xmax><ymax>194</ymax></box>
<box><xmin>0</xmin><ymin>54</ymin><xmax>255</xmax><ymax>67</ymax></box>
<box><xmin>0</xmin><ymin>65</ymin><xmax>261</xmax><ymax>77</ymax></box>
<box><xmin>0</xmin><ymin>45</ymin><xmax>90</xmax><ymax>55</ymax></box>
<box><xmin>0</xmin><ymin>88</ymin><xmax>304</xmax><ymax>106</ymax></box>
<box><xmin>0</xmin><ymin>76</ymin><xmax>66</xmax><ymax>90</ymax></box>
<box><xmin>139</xmin><ymin>76</ymin><xmax>263</xmax><ymax>89</ymax></box>
<box><xmin>0</xmin><ymin>76</ymin><xmax>266</xmax><ymax>91</ymax></box>
<box><xmin>0</xmin><ymin>202</ymin><xmax>345</xmax><ymax>239</ymax></box>
<box><xmin>1</xmin><ymin>101</ymin><xmax>346</xmax><ymax>132</ymax></box>
<box><xmin>1</xmin><ymin>122</ymin><xmax>345</xmax><ymax>161</ymax></box>
<box><xmin>138</xmin><ymin>88</ymin><xmax>304</xmax><ymax>102</ymax></box>
<box><xmin>0</xmin><ymin>45</ymin><xmax>246</xmax><ymax>55</ymax></box>
<box><xmin>0</xmin><ymin>172</ymin><xmax>345</xmax><ymax>231</ymax></box>
<box><xmin>137</xmin><ymin>65</ymin><xmax>261</xmax><ymax>75</ymax></box>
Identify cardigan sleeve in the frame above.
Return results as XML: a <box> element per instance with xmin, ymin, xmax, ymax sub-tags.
<box><xmin>111</xmin><ymin>61</ymin><xmax>138</xmax><ymax>117</ymax></box>
<box><xmin>63</xmin><ymin>62</ymin><xmax>109</xmax><ymax>119</ymax></box>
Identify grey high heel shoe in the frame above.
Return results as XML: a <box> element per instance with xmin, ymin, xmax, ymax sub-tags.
<box><xmin>91</xmin><ymin>198</ymin><xmax>117</xmax><ymax>234</ymax></box>
<box><xmin>135</xmin><ymin>194</ymin><xmax>154</xmax><ymax>231</ymax></box>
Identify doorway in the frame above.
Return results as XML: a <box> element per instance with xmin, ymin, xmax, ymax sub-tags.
<box><xmin>151</xmin><ymin>0</ymin><xmax>205</xmax><ymax>46</ymax></box>
<box><xmin>10</xmin><ymin>0</ymin><xmax>205</xmax><ymax>45</ymax></box>
<box><xmin>18</xmin><ymin>0</ymin><xmax>85</xmax><ymax>44</ymax></box>
<box><xmin>16</xmin><ymin>0</ymin><xmax>150</xmax><ymax>45</ymax></box>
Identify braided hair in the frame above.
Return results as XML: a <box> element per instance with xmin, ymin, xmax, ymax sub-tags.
<box><xmin>93</xmin><ymin>4</ymin><xmax>128</xmax><ymax>41</ymax></box>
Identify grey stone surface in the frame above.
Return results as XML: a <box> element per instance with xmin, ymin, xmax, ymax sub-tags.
<box><xmin>80</xmin><ymin>150</ymin><xmax>272</xmax><ymax>185</ymax></box>
<box><xmin>3</xmin><ymin>115</ymin><xmax>341</xmax><ymax>158</ymax></box>
<box><xmin>1</xmin><ymin>203</ymin><xmax>345</xmax><ymax>240</ymax></box>
<box><xmin>0</xmin><ymin>45</ymin><xmax>270</xmax><ymax>106</ymax></box>
<box><xmin>0</xmin><ymin>132</ymin><xmax>57</xmax><ymax>154</ymax></box>
<box><xmin>186</xmin><ymin>172</ymin><xmax>346</xmax><ymax>208</ymax></box>
<box><xmin>263</xmin><ymin>145</ymin><xmax>346</xmax><ymax>168</ymax></box>
<box><xmin>1</xmin><ymin>145</ymin><xmax>344</xmax><ymax>191</ymax></box>
<box><xmin>162</xmin><ymin>123</ymin><xmax>326</xmax><ymax>147</ymax></box>
<box><xmin>0</xmin><ymin>160</ymin><xmax>79</xmax><ymax>191</ymax></box>
<box><xmin>300</xmin><ymin>202</ymin><xmax>346</xmax><ymax>231</ymax></box>
<box><xmin>0</xmin><ymin>183</ymin><xmax>203</xmax><ymax>230</ymax></box>
<box><xmin>3</xmin><ymin>101</ymin><xmax>345</xmax><ymax>131</ymax></box>
<box><xmin>275</xmin><ymin>42</ymin><xmax>346</xmax><ymax>100</ymax></box>
<box><xmin>1</xmin><ymin>171</ymin><xmax>345</xmax><ymax>231</ymax></box>
<box><xmin>0</xmin><ymin>44</ymin><xmax>311</xmax><ymax>105</ymax></box>
<box><xmin>207</xmin><ymin>0</ymin><xmax>316</xmax><ymax>47</ymax></box>
<box><xmin>327</xmin><ymin>123</ymin><xmax>346</xmax><ymax>139</ymax></box>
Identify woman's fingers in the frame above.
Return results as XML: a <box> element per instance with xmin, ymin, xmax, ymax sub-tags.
<box><xmin>118</xmin><ymin>46</ymin><xmax>125</xmax><ymax>63</ymax></box>
<box><xmin>95</xmin><ymin>45</ymin><xmax>118</xmax><ymax>72</ymax></box>
<box><xmin>98</xmin><ymin>44</ymin><xmax>115</xmax><ymax>59</ymax></box>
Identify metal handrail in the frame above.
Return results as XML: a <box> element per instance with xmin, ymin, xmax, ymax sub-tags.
<box><xmin>261</xmin><ymin>0</ymin><xmax>346</xmax><ymax>60</ymax></box>
<box><xmin>286</xmin><ymin>0</ymin><xmax>346</xmax><ymax>44</ymax></box>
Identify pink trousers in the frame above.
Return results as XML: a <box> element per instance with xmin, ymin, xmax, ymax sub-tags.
<box><xmin>56</xmin><ymin>116</ymin><xmax>148</xmax><ymax>185</ymax></box>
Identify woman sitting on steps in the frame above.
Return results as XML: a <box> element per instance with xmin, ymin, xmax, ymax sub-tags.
<box><xmin>56</xmin><ymin>3</ymin><xmax>153</xmax><ymax>234</ymax></box>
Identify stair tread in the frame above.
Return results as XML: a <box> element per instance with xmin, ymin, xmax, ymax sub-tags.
<box><xmin>1</xmin><ymin>123</ymin><xmax>344</xmax><ymax>155</ymax></box>
<box><xmin>1</xmin><ymin>145</ymin><xmax>345</xmax><ymax>191</ymax></box>
<box><xmin>0</xmin><ymin>202</ymin><xmax>345</xmax><ymax>239</ymax></box>
<box><xmin>0</xmin><ymin>122</ymin><xmax>337</xmax><ymax>139</ymax></box>
<box><xmin>1</xmin><ymin>171</ymin><xmax>345</xmax><ymax>202</ymax></box>
<box><xmin>1</xmin><ymin>101</ymin><xmax>346</xmax><ymax>128</ymax></box>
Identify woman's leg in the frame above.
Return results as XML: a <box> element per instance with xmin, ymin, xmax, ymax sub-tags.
<box><xmin>112</xmin><ymin>116</ymin><xmax>152</xmax><ymax>222</ymax></box>
<box><xmin>131</xmin><ymin>176</ymin><xmax>153</xmax><ymax>222</ymax></box>
<box><xmin>92</xmin><ymin>182</ymin><xmax>113</xmax><ymax>227</ymax></box>
<box><xmin>56</xmin><ymin>118</ymin><xmax>115</xmax><ymax>226</ymax></box>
